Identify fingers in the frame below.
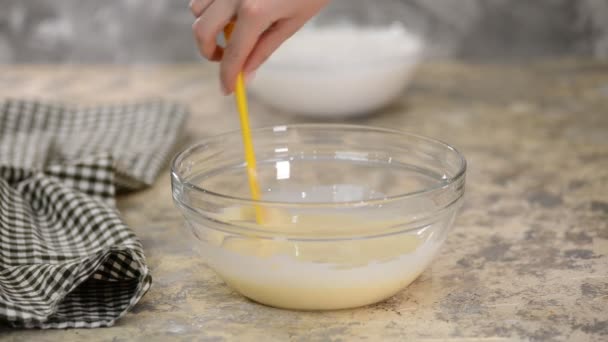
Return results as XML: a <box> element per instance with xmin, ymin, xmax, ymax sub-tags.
<box><xmin>189</xmin><ymin>0</ymin><xmax>213</xmax><ymax>17</ymax></box>
<box><xmin>243</xmin><ymin>18</ymin><xmax>303</xmax><ymax>76</ymax></box>
<box><xmin>220</xmin><ymin>5</ymin><xmax>270</xmax><ymax>93</ymax></box>
<box><xmin>192</xmin><ymin>0</ymin><xmax>235</xmax><ymax>62</ymax></box>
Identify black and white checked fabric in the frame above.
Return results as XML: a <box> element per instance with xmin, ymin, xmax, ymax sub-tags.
<box><xmin>0</xmin><ymin>98</ymin><xmax>188</xmax><ymax>328</ymax></box>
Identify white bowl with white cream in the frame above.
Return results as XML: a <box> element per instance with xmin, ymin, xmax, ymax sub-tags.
<box><xmin>249</xmin><ymin>24</ymin><xmax>423</xmax><ymax>118</ymax></box>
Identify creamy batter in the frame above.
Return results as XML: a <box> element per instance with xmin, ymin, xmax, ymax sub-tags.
<box><xmin>199</xmin><ymin>207</ymin><xmax>440</xmax><ymax>310</ymax></box>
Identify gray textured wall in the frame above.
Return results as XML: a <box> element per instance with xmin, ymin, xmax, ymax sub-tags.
<box><xmin>1</xmin><ymin>0</ymin><xmax>608</xmax><ymax>63</ymax></box>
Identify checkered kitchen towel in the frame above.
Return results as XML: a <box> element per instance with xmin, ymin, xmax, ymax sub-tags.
<box><xmin>0</xmin><ymin>98</ymin><xmax>187</xmax><ymax>328</ymax></box>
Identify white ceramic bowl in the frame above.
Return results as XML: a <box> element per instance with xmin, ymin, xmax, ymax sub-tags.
<box><xmin>249</xmin><ymin>24</ymin><xmax>423</xmax><ymax>118</ymax></box>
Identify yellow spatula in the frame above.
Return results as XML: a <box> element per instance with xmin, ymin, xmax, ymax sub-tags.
<box><xmin>224</xmin><ymin>22</ymin><xmax>264</xmax><ymax>223</ymax></box>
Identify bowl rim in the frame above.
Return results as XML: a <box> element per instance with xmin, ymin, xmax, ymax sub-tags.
<box><xmin>254</xmin><ymin>23</ymin><xmax>425</xmax><ymax>72</ymax></box>
<box><xmin>251</xmin><ymin>52</ymin><xmax>423</xmax><ymax>72</ymax></box>
<box><xmin>171</xmin><ymin>124</ymin><xmax>466</xmax><ymax>208</ymax></box>
<box><xmin>257</xmin><ymin>51</ymin><xmax>422</xmax><ymax>72</ymax></box>
<box><xmin>257</xmin><ymin>45</ymin><xmax>423</xmax><ymax>73</ymax></box>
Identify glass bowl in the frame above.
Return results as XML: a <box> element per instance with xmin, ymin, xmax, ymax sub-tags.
<box><xmin>248</xmin><ymin>0</ymin><xmax>423</xmax><ymax>118</ymax></box>
<box><xmin>171</xmin><ymin>124</ymin><xmax>466</xmax><ymax>310</ymax></box>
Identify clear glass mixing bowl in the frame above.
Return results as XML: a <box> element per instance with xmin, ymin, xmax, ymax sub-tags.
<box><xmin>171</xmin><ymin>124</ymin><xmax>466</xmax><ymax>310</ymax></box>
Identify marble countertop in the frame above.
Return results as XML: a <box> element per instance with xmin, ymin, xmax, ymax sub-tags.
<box><xmin>1</xmin><ymin>61</ymin><xmax>607</xmax><ymax>341</ymax></box>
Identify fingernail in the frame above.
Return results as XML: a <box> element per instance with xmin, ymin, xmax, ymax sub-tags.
<box><xmin>244</xmin><ymin>70</ymin><xmax>257</xmax><ymax>83</ymax></box>
<box><xmin>221</xmin><ymin>83</ymin><xmax>230</xmax><ymax>95</ymax></box>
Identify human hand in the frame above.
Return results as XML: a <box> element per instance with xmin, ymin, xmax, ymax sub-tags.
<box><xmin>190</xmin><ymin>0</ymin><xmax>330</xmax><ymax>94</ymax></box>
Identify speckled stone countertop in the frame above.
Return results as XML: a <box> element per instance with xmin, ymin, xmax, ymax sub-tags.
<box><xmin>0</xmin><ymin>61</ymin><xmax>607</xmax><ymax>341</ymax></box>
